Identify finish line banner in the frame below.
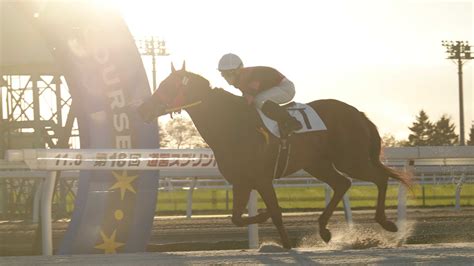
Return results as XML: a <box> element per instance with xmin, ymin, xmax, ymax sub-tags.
<box><xmin>19</xmin><ymin>1</ymin><xmax>159</xmax><ymax>254</ymax></box>
<box><xmin>15</xmin><ymin>149</ymin><xmax>217</xmax><ymax>171</ymax></box>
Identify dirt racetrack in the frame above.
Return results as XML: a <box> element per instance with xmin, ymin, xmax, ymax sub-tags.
<box><xmin>1</xmin><ymin>242</ymin><xmax>474</xmax><ymax>265</ymax></box>
<box><xmin>1</xmin><ymin>207</ymin><xmax>473</xmax><ymax>264</ymax></box>
<box><xmin>147</xmin><ymin>207</ymin><xmax>474</xmax><ymax>252</ymax></box>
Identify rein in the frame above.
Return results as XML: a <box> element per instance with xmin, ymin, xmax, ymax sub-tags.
<box><xmin>165</xmin><ymin>100</ymin><xmax>203</xmax><ymax>113</ymax></box>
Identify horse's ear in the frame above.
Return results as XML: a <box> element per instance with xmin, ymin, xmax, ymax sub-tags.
<box><xmin>171</xmin><ymin>63</ymin><xmax>176</xmax><ymax>73</ymax></box>
<box><xmin>181</xmin><ymin>61</ymin><xmax>186</xmax><ymax>71</ymax></box>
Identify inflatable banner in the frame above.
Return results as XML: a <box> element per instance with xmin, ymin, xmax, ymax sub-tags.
<box><xmin>19</xmin><ymin>1</ymin><xmax>160</xmax><ymax>254</ymax></box>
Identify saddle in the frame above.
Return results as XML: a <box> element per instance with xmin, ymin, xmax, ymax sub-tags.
<box><xmin>256</xmin><ymin>102</ymin><xmax>327</xmax><ymax>179</ymax></box>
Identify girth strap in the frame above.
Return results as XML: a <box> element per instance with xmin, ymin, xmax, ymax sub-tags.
<box><xmin>273</xmin><ymin>139</ymin><xmax>291</xmax><ymax>179</ymax></box>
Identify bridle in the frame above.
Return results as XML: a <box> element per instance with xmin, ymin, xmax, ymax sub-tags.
<box><xmin>159</xmin><ymin>74</ymin><xmax>202</xmax><ymax>115</ymax></box>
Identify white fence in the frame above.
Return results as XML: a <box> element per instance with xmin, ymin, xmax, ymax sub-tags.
<box><xmin>2</xmin><ymin>146</ymin><xmax>474</xmax><ymax>255</ymax></box>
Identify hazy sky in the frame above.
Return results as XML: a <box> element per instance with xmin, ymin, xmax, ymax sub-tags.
<box><xmin>116</xmin><ymin>0</ymin><xmax>473</xmax><ymax>140</ymax></box>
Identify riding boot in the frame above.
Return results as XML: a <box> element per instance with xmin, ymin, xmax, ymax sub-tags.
<box><xmin>261</xmin><ymin>101</ymin><xmax>302</xmax><ymax>138</ymax></box>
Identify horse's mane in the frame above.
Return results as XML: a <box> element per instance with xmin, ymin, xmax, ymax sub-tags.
<box><xmin>211</xmin><ymin>88</ymin><xmax>249</xmax><ymax>110</ymax></box>
<box><xmin>187</xmin><ymin>70</ymin><xmax>257</xmax><ymax>120</ymax></box>
<box><xmin>184</xmin><ymin>72</ymin><xmax>262</xmax><ymax>147</ymax></box>
<box><xmin>211</xmin><ymin>88</ymin><xmax>260</xmax><ymax>124</ymax></box>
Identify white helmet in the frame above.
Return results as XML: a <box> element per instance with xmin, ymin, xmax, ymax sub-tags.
<box><xmin>218</xmin><ymin>53</ymin><xmax>243</xmax><ymax>71</ymax></box>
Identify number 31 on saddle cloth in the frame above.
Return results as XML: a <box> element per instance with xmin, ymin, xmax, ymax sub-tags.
<box><xmin>256</xmin><ymin>102</ymin><xmax>327</xmax><ymax>139</ymax></box>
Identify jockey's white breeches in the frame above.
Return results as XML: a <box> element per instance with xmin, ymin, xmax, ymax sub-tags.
<box><xmin>254</xmin><ymin>78</ymin><xmax>295</xmax><ymax>109</ymax></box>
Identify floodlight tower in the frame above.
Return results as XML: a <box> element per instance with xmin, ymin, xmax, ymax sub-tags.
<box><xmin>441</xmin><ymin>40</ymin><xmax>473</xmax><ymax>145</ymax></box>
<box><xmin>137</xmin><ymin>36</ymin><xmax>169</xmax><ymax>90</ymax></box>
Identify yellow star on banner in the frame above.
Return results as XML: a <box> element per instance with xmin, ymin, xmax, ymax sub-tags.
<box><xmin>94</xmin><ymin>229</ymin><xmax>125</xmax><ymax>254</ymax></box>
<box><xmin>110</xmin><ymin>171</ymin><xmax>138</xmax><ymax>200</ymax></box>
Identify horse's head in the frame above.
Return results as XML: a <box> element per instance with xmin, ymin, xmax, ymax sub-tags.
<box><xmin>137</xmin><ymin>62</ymin><xmax>211</xmax><ymax>122</ymax></box>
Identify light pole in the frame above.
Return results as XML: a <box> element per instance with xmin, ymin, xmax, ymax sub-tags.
<box><xmin>441</xmin><ymin>40</ymin><xmax>472</xmax><ymax>145</ymax></box>
<box><xmin>137</xmin><ymin>36</ymin><xmax>169</xmax><ymax>90</ymax></box>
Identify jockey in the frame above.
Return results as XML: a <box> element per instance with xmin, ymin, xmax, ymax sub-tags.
<box><xmin>218</xmin><ymin>53</ymin><xmax>302</xmax><ymax>137</ymax></box>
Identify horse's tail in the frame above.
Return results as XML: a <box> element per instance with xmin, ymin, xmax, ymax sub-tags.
<box><xmin>363</xmin><ymin>113</ymin><xmax>412</xmax><ymax>188</ymax></box>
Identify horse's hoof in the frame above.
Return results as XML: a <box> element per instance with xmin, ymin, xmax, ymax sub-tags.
<box><xmin>319</xmin><ymin>228</ymin><xmax>332</xmax><ymax>243</ymax></box>
<box><xmin>379</xmin><ymin>220</ymin><xmax>398</xmax><ymax>232</ymax></box>
<box><xmin>231</xmin><ymin>217</ymin><xmax>245</xmax><ymax>227</ymax></box>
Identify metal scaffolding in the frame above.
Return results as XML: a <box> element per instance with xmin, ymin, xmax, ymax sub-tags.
<box><xmin>0</xmin><ymin>2</ymin><xmax>80</xmax><ymax>219</ymax></box>
<box><xmin>1</xmin><ymin>74</ymin><xmax>78</xmax><ymax>150</ymax></box>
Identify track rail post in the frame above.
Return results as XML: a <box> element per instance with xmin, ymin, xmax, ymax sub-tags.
<box><xmin>247</xmin><ymin>190</ymin><xmax>259</xmax><ymax>249</ymax></box>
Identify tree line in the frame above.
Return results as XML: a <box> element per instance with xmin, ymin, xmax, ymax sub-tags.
<box><xmin>158</xmin><ymin>116</ymin><xmax>208</xmax><ymax>148</ymax></box>
<box><xmin>383</xmin><ymin>110</ymin><xmax>474</xmax><ymax>147</ymax></box>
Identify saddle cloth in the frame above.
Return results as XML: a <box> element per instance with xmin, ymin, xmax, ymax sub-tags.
<box><xmin>256</xmin><ymin>102</ymin><xmax>327</xmax><ymax>138</ymax></box>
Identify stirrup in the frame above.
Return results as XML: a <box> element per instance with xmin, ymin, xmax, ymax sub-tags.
<box><xmin>278</xmin><ymin>124</ymin><xmax>293</xmax><ymax>140</ymax></box>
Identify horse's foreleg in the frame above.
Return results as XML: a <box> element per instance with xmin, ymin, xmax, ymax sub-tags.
<box><xmin>257</xmin><ymin>182</ymin><xmax>291</xmax><ymax>249</ymax></box>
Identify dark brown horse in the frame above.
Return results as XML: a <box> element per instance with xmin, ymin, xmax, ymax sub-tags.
<box><xmin>138</xmin><ymin>63</ymin><xmax>411</xmax><ymax>249</ymax></box>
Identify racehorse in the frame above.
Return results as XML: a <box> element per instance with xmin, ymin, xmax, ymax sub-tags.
<box><xmin>137</xmin><ymin>63</ymin><xmax>411</xmax><ymax>249</ymax></box>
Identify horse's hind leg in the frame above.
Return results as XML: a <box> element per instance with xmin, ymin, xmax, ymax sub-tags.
<box><xmin>231</xmin><ymin>184</ymin><xmax>271</xmax><ymax>227</ymax></box>
<box><xmin>257</xmin><ymin>181</ymin><xmax>291</xmax><ymax>249</ymax></box>
<box><xmin>374</xmin><ymin>175</ymin><xmax>398</xmax><ymax>232</ymax></box>
<box><xmin>231</xmin><ymin>184</ymin><xmax>252</xmax><ymax>227</ymax></box>
<box><xmin>304</xmin><ymin>161</ymin><xmax>352</xmax><ymax>243</ymax></box>
<box><xmin>347</xmin><ymin>163</ymin><xmax>398</xmax><ymax>232</ymax></box>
